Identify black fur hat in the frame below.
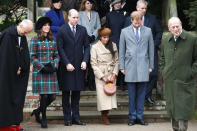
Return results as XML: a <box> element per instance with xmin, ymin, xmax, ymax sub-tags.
<box><xmin>35</xmin><ymin>17</ymin><xmax>52</xmax><ymax>31</ymax></box>
<box><xmin>52</xmin><ymin>0</ymin><xmax>62</xmax><ymax>3</ymax></box>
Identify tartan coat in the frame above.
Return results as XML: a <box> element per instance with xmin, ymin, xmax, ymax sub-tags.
<box><xmin>57</xmin><ymin>24</ymin><xmax>90</xmax><ymax>91</ymax></box>
<box><xmin>160</xmin><ymin>30</ymin><xmax>197</xmax><ymax>120</ymax></box>
<box><xmin>30</xmin><ymin>36</ymin><xmax>59</xmax><ymax>94</ymax></box>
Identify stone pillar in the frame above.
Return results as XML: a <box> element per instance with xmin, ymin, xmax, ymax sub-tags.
<box><xmin>27</xmin><ymin>0</ymin><xmax>34</xmax><ymax>22</ymax></box>
<box><xmin>162</xmin><ymin>0</ymin><xmax>178</xmax><ymax>30</ymax></box>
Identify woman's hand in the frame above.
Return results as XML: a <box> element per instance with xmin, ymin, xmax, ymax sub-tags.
<box><xmin>110</xmin><ymin>73</ymin><xmax>116</xmax><ymax>83</ymax></box>
<box><xmin>102</xmin><ymin>76</ymin><xmax>109</xmax><ymax>83</ymax></box>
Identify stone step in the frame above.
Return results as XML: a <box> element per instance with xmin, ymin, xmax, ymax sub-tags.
<box><xmin>45</xmin><ymin>110</ymin><xmax>169</xmax><ymax>123</ymax></box>
<box><xmin>48</xmin><ymin>100</ymin><xmax>166</xmax><ymax>111</ymax></box>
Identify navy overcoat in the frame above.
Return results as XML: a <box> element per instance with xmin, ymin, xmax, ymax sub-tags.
<box><xmin>57</xmin><ymin>24</ymin><xmax>90</xmax><ymax>91</ymax></box>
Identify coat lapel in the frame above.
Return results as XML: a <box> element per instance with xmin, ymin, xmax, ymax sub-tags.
<box><xmin>130</xmin><ymin>25</ymin><xmax>138</xmax><ymax>44</ymax></box>
<box><xmin>139</xmin><ymin>26</ymin><xmax>145</xmax><ymax>43</ymax></box>
<box><xmin>144</xmin><ymin>15</ymin><xmax>149</xmax><ymax>26</ymax></box>
<box><xmin>75</xmin><ymin>25</ymin><xmax>80</xmax><ymax>41</ymax></box>
<box><xmin>66</xmin><ymin>24</ymin><xmax>75</xmax><ymax>39</ymax></box>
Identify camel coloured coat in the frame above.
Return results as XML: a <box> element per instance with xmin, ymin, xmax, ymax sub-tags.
<box><xmin>91</xmin><ymin>40</ymin><xmax>119</xmax><ymax>111</ymax></box>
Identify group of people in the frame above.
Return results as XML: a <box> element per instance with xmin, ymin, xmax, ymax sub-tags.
<box><xmin>0</xmin><ymin>0</ymin><xmax>196</xmax><ymax>131</ymax></box>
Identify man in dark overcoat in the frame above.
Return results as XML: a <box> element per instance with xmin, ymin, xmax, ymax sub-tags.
<box><xmin>160</xmin><ymin>17</ymin><xmax>197</xmax><ymax>131</ymax></box>
<box><xmin>57</xmin><ymin>9</ymin><xmax>90</xmax><ymax>126</ymax></box>
<box><xmin>125</xmin><ymin>0</ymin><xmax>162</xmax><ymax>104</ymax></box>
<box><xmin>0</xmin><ymin>19</ymin><xmax>33</xmax><ymax>130</ymax></box>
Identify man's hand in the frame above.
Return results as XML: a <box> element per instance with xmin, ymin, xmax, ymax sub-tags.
<box><xmin>81</xmin><ymin>62</ymin><xmax>87</xmax><ymax>70</ymax></box>
<box><xmin>120</xmin><ymin>70</ymin><xmax>125</xmax><ymax>75</ymax></box>
<box><xmin>149</xmin><ymin>68</ymin><xmax>153</xmax><ymax>72</ymax></box>
<box><xmin>66</xmin><ymin>64</ymin><xmax>75</xmax><ymax>71</ymax></box>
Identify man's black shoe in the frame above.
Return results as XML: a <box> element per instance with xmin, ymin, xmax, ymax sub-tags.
<box><xmin>128</xmin><ymin>119</ymin><xmax>136</xmax><ymax>126</ymax></box>
<box><xmin>136</xmin><ymin>119</ymin><xmax>148</xmax><ymax>126</ymax></box>
<box><xmin>72</xmin><ymin>120</ymin><xmax>86</xmax><ymax>125</ymax></box>
<box><xmin>64</xmin><ymin>121</ymin><xmax>72</xmax><ymax>126</ymax></box>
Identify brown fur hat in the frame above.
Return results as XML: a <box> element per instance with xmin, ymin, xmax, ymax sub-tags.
<box><xmin>98</xmin><ymin>27</ymin><xmax>111</xmax><ymax>38</ymax></box>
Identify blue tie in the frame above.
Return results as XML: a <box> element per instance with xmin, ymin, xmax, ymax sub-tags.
<box><xmin>136</xmin><ymin>29</ymin><xmax>139</xmax><ymax>41</ymax></box>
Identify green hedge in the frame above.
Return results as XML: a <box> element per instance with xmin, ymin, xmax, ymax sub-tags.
<box><xmin>184</xmin><ymin>1</ymin><xmax>197</xmax><ymax>30</ymax></box>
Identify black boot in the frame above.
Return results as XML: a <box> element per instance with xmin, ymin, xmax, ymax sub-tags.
<box><xmin>41</xmin><ymin>111</ymin><xmax>47</xmax><ymax>128</ymax></box>
<box><xmin>31</xmin><ymin>108</ymin><xmax>41</xmax><ymax>123</ymax></box>
<box><xmin>41</xmin><ymin>119</ymin><xmax>48</xmax><ymax>128</ymax></box>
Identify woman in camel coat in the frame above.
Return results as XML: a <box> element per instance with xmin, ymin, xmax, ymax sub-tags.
<box><xmin>90</xmin><ymin>28</ymin><xmax>119</xmax><ymax>125</ymax></box>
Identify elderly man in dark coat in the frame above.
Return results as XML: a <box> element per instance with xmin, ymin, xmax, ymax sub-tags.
<box><xmin>0</xmin><ymin>19</ymin><xmax>33</xmax><ymax>130</ymax></box>
<box><xmin>160</xmin><ymin>17</ymin><xmax>197</xmax><ymax>131</ymax></box>
<box><xmin>57</xmin><ymin>9</ymin><xmax>90</xmax><ymax>126</ymax></box>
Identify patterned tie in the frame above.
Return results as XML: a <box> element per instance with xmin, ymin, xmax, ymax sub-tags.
<box><xmin>136</xmin><ymin>29</ymin><xmax>139</xmax><ymax>41</ymax></box>
<box><xmin>72</xmin><ymin>26</ymin><xmax>76</xmax><ymax>36</ymax></box>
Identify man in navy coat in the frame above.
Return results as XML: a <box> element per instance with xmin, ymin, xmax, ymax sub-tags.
<box><xmin>124</xmin><ymin>0</ymin><xmax>162</xmax><ymax>104</ymax></box>
<box><xmin>57</xmin><ymin>9</ymin><xmax>90</xmax><ymax>126</ymax></box>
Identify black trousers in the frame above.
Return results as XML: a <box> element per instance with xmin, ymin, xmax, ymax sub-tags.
<box><xmin>62</xmin><ymin>91</ymin><xmax>80</xmax><ymax>121</ymax></box>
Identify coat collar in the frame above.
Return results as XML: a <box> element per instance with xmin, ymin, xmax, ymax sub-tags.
<box><xmin>167</xmin><ymin>29</ymin><xmax>186</xmax><ymax>42</ymax></box>
<box><xmin>65</xmin><ymin>23</ymin><xmax>80</xmax><ymax>40</ymax></box>
<box><xmin>129</xmin><ymin>25</ymin><xmax>145</xmax><ymax>43</ymax></box>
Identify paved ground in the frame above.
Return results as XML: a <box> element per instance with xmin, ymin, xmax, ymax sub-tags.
<box><xmin>22</xmin><ymin>121</ymin><xmax>197</xmax><ymax>131</ymax></box>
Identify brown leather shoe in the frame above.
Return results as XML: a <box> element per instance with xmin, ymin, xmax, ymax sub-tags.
<box><xmin>101</xmin><ymin>110</ymin><xmax>110</xmax><ymax>125</ymax></box>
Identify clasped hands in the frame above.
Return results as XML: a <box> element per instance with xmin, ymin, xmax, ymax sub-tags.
<box><xmin>66</xmin><ymin>62</ymin><xmax>87</xmax><ymax>71</ymax></box>
<box><xmin>102</xmin><ymin>73</ymin><xmax>116</xmax><ymax>83</ymax></box>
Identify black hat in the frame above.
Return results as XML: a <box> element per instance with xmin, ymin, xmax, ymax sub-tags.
<box><xmin>52</xmin><ymin>0</ymin><xmax>62</xmax><ymax>3</ymax></box>
<box><xmin>87</xmin><ymin>0</ymin><xmax>94</xmax><ymax>4</ymax></box>
<box><xmin>35</xmin><ymin>17</ymin><xmax>52</xmax><ymax>31</ymax></box>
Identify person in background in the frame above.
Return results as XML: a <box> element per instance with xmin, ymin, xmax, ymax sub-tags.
<box><xmin>91</xmin><ymin>27</ymin><xmax>119</xmax><ymax>125</ymax></box>
<box><xmin>79</xmin><ymin>0</ymin><xmax>101</xmax><ymax>90</ymax></box>
<box><xmin>45</xmin><ymin>0</ymin><xmax>66</xmax><ymax>38</ymax></box>
<box><xmin>119</xmin><ymin>11</ymin><xmax>154</xmax><ymax>126</ymax></box>
<box><xmin>57</xmin><ymin>9</ymin><xmax>90</xmax><ymax>126</ymax></box>
<box><xmin>106</xmin><ymin>0</ymin><xmax>126</xmax><ymax>91</ymax></box>
<box><xmin>30</xmin><ymin>17</ymin><xmax>59</xmax><ymax>128</ymax></box>
<box><xmin>0</xmin><ymin>19</ymin><xmax>33</xmax><ymax>131</ymax></box>
<box><xmin>160</xmin><ymin>17</ymin><xmax>197</xmax><ymax>131</ymax></box>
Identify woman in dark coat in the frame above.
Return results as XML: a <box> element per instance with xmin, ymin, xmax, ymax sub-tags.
<box><xmin>45</xmin><ymin>0</ymin><xmax>66</xmax><ymax>38</ymax></box>
<box><xmin>30</xmin><ymin>17</ymin><xmax>59</xmax><ymax>128</ymax></box>
<box><xmin>106</xmin><ymin>0</ymin><xmax>126</xmax><ymax>90</ymax></box>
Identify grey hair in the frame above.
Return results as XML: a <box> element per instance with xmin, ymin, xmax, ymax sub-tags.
<box><xmin>168</xmin><ymin>17</ymin><xmax>182</xmax><ymax>27</ymax></box>
<box><xmin>136</xmin><ymin>0</ymin><xmax>148</xmax><ymax>7</ymax></box>
<box><xmin>68</xmin><ymin>9</ymin><xmax>78</xmax><ymax>16</ymax></box>
<box><xmin>20</xmin><ymin>19</ymin><xmax>33</xmax><ymax>28</ymax></box>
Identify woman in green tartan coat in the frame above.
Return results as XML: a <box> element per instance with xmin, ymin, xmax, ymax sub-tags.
<box><xmin>160</xmin><ymin>17</ymin><xmax>197</xmax><ymax>131</ymax></box>
<box><xmin>29</xmin><ymin>17</ymin><xmax>59</xmax><ymax>128</ymax></box>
